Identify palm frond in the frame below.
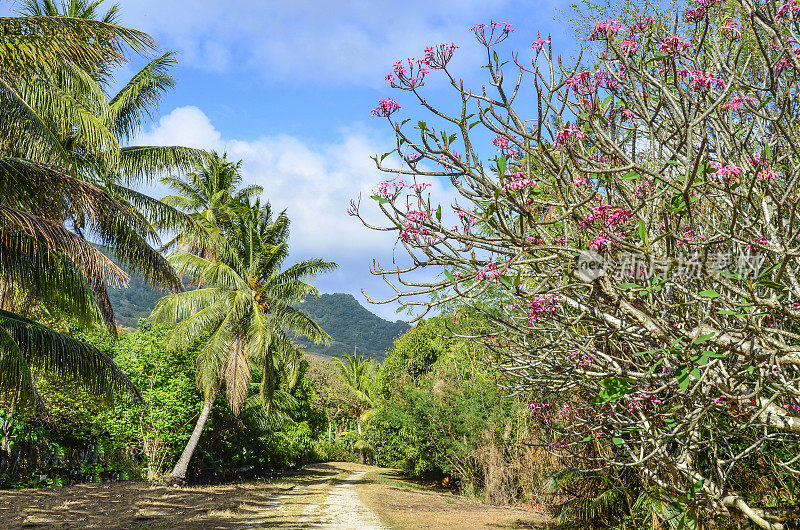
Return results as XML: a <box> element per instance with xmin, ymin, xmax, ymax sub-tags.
<box><xmin>118</xmin><ymin>145</ymin><xmax>208</xmax><ymax>184</ymax></box>
<box><xmin>108</xmin><ymin>52</ymin><xmax>175</xmax><ymax>142</ymax></box>
<box><xmin>0</xmin><ymin>308</ymin><xmax>140</xmax><ymax>404</ymax></box>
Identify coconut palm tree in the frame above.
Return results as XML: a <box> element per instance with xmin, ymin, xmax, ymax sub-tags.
<box><xmin>151</xmin><ymin>199</ymin><xmax>337</xmax><ymax>485</ymax></box>
<box><xmin>18</xmin><ymin>0</ymin><xmax>120</xmax><ymax>22</ymax></box>
<box><xmin>0</xmin><ymin>9</ymin><xmax>169</xmax><ymax>408</ymax></box>
<box><xmin>7</xmin><ymin>0</ymin><xmax>207</xmax><ymax>330</ymax></box>
<box><xmin>334</xmin><ymin>351</ymin><xmax>376</xmax><ymax>463</ymax></box>
<box><xmin>160</xmin><ymin>152</ymin><xmax>263</xmax><ymax>259</ymax></box>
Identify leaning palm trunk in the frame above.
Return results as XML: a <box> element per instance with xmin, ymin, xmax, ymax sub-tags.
<box><xmin>168</xmin><ymin>381</ymin><xmax>220</xmax><ymax>486</ymax></box>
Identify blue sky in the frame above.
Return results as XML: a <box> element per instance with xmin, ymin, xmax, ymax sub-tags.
<box><xmin>4</xmin><ymin>0</ymin><xmax>574</xmax><ymax>319</ymax></box>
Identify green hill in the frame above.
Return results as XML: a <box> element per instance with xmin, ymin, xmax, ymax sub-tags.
<box><xmin>292</xmin><ymin>293</ymin><xmax>409</xmax><ymax>361</ymax></box>
<box><xmin>104</xmin><ymin>261</ymin><xmax>407</xmax><ymax>361</ymax></box>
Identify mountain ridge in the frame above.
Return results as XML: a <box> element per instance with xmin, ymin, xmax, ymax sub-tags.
<box><xmin>105</xmin><ymin>268</ymin><xmax>407</xmax><ymax>361</ymax></box>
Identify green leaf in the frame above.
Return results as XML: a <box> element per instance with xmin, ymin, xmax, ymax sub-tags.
<box><xmin>621</xmin><ymin>171</ymin><xmax>640</xmax><ymax>181</ymax></box>
<box><xmin>699</xmin><ymin>290</ymin><xmax>720</xmax><ymax>298</ymax></box>
<box><xmin>497</xmin><ymin>156</ymin><xmax>508</xmax><ymax>175</ymax></box>
<box><xmin>612</xmin><ymin>437</ymin><xmax>624</xmax><ymax>447</ymax></box>
<box><xmin>675</xmin><ymin>367</ymin><xmax>692</xmax><ymax>392</ymax></box>
<box><xmin>436</xmin><ymin>205</ymin><xmax>442</xmax><ymax>222</ymax></box>
<box><xmin>618</xmin><ymin>282</ymin><xmax>643</xmax><ymax>290</ymax></box>
<box><xmin>692</xmin><ymin>333</ymin><xmax>715</xmax><ymax>345</ymax></box>
<box><xmin>757</xmin><ymin>279</ymin><xmax>787</xmax><ymax>291</ymax></box>
<box><xmin>593</xmin><ymin>376</ymin><xmax>634</xmax><ymax>403</ymax></box>
<box><xmin>380</xmin><ymin>150</ymin><xmax>395</xmax><ymax>162</ymax></box>
<box><xmin>638</xmin><ymin>219</ymin><xmax>648</xmax><ymax>245</ymax></box>
<box><xmin>370</xmin><ymin>195</ymin><xmax>390</xmax><ymax>205</ymax></box>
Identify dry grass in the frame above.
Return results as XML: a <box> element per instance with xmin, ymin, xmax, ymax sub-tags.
<box><xmin>358</xmin><ymin>467</ymin><xmax>555</xmax><ymax>529</ymax></box>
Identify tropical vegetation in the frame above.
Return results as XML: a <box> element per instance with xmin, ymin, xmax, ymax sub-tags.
<box><xmin>7</xmin><ymin>0</ymin><xmax>800</xmax><ymax>529</ymax></box>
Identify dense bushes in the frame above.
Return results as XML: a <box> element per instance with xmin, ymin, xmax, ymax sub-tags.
<box><xmin>0</xmin><ymin>320</ymin><xmax>338</xmax><ymax>486</ymax></box>
<box><xmin>368</xmin><ymin>317</ymin><xmax>552</xmax><ymax>504</ymax></box>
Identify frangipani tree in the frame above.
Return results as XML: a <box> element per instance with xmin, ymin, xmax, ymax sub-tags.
<box><xmin>352</xmin><ymin>2</ymin><xmax>800</xmax><ymax>526</ymax></box>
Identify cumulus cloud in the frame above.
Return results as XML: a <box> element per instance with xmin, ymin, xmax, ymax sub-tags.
<box><xmin>136</xmin><ymin>106</ymin><xmax>452</xmax><ymax>319</ymax></box>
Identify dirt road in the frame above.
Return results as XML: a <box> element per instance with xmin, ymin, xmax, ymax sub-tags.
<box><xmin>0</xmin><ymin>462</ymin><xmax>552</xmax><ymax>529</ymax></box>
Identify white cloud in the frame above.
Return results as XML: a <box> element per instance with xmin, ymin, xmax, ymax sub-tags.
<box><xmin>113</xmin><ymin>0</ymin><xmax>560</xmax><ymax>84</ymax></box>
<box><xmin>136</xmin><ymin>106</ymin><xmax>453</xmax><ymax>319</ymax></box>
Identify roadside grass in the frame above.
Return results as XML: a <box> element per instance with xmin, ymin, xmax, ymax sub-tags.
<box><xmin>358</xmin><ymin>467</ymin><xmax>555</xmax><ymax>529</ymax></box>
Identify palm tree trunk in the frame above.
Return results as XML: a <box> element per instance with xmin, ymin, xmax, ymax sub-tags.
<box><xmin>167</xmin><ymin>382</ymin><xmax>220</xmax><ymax>486</ymax></box>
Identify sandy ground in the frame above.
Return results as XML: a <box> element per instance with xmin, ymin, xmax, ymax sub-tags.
<box><xmin>0</xmin><ymin>462</ymin><xmax>551</xmax><ymax>529</ymax></box>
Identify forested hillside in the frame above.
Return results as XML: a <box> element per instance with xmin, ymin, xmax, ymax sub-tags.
<box><xmin>106</xmin><ymin>270</ymin><xmax>406</xmax><ymax>360</ymax></box>
<box><xmin>293</xmin><ymin>293</ymin><xmax>408</xmax><ymax>360</ymax></box>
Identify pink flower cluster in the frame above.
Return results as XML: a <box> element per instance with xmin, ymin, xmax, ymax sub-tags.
<box><xmin>684</xmin><ymin>0</ymin><xmax>723</xmax><ymax>22</ymax></box>
<box><xmin>423</xmin><ymin>43</ymin><xmax>459</xmax><ymax>69</ymax></box>
<box><xmin>370</xmin><ymin>98</ymin><xmax>401</xmax><ymax>117</ymax></box>
<box><xmin>590</xmin><ymin>231</ymin><xmax>623</xmax><ymax>252</ymax></box>
<box><xmin>681</xmin><ymin>69</ymin><xmax>724</xmax><ymax>92</ymax></box>
<box><xmin>476</xmin><ymin>260</ymin><xmax>502</xmax><ymax>282</ymax></box>
<box><xmin>634</xmin><ymin>180</ymin><xmax>654</xmax><ymax>198</ymax></box>
<box><xmin>620</xmin><ymin>39</ymin><xmax>639</xmax><ymax>57</ymax></box>
<box><xmin>375</xmin><ymin>180</ymin><xmax>431</xmax><ymax>199</ymax></box>
<box><xmin>747</xmin><ymin>236</ymin><xmax>770</xmax><ymax>251</ymax></box>
<box><xmin>492</xmin><ymin>135</ymin><xmax>521</xmax><ymax>157</ymax></box>
<box><xmin>580</xmin><ymin>204</ymin><xmax>634</xmax><ymax>228</ymax></box>
<box><xmin>531</xmin><ymin>37</ymin><xmax>550</xmax><ymax>51</ymax></box>
<box><xmin>589</xmin><ymin>18</ymin><xmax>621</xmax><ymax>41</ymax></box>
<box><xmin>658</xmin><ymin>35</ymin><xmax>691</xmax><ymax>54</ymax></box>
<box><xmin>528</xmin><ymin>401</ymin><xmax>555</xmax><ymax>420</ymax></box>
<box><xmin>777</xmin><ymin>47</ymin><xmax>800</xmax><ymax>69</ymax></box>
<box><xmin>527</xmin><ymin>294</ymin><xmax>562</xmax><ymax>323</ymax></box>
<box><xmin>678</xmin><ymin>226</ymin><xmax>706</xmax><ymax>245</ymax></box>
<box><xmin>565</xmin><ymin>70</ymin><xmax>618</xmax><ymax>95</ymax></box>
<box><xmin>624</xmin><ymin>389</ymin><xmax>665</xmax><ymax>413</ymax></box>
<box><xmin>573</xmin><ymin>176</ymin><xmax>589</xmax><ymax>187</ymax></box>
<box><xmin>569</xmin><ymin>351</ymin><xmax>592</xmax><ymax>367</ymax></box>
<box><xmin>722</xmin><ymin>20</ymin><xmax>741</xmax><ymax>39</ymax></box>
<box><xmin>777</xmin><ymin>0</ymin><xmax>800</xmax><ymax>20</ymax></box>
<box><xmin>553</xmin><ymin>126</ymin><xmax>587</xmax><ymax>148</ymax></box>
<box><xmin>782</xmin><ymin>402</ymin><xmax>800</xmax><ymax>413</ymax></box>
<box><xmin>630</xmin><ymin>16</ymin><xmax>655</xmax><ymax>33</ymax></box>
<box><xmin>399</xmin><ymin>210</ymin><xmax>432</xmax><ymax>243</ymax></box>
<box><xmin>613</xmin><ymin>107</ymin><xmax>636</xmax><ymax>121</ymax></box>
<box><xmin>369</xmin><ymin>98</ymin><xmax>401</xmax><ymax>118</ymax></box>
<box><xmin>471</xmin><ymin>21</ymin><xmax>513</xmax><ymax>46</ymax></box>
<box><xmin>720</xmin><ymin>95</ymin><xmax>757</xmax><ymax>110</ymax></box>
<box><xmin>386</xmin><ymin>57</ymin><xmax>431</xmax><ymax>88</ymax></box>
<box><xmin>502</xmin><ymin>171</ymin><xmax>536</xmax><ymax>193</ymax></box>
<box><xmin>709</xmin><ymin>162</ymin><xmax>743</xmax><ymax>183</ymax></box>
<box><xmin>454</xmin><ymin>208</ymin><xmax>476</xmax><ymax>232</ymax></box>
<box><xmin>758</xmin><ymin>168</ymin><xmax>779</xmax><ymax>181</ymax></box>
<box><xmin>565</xmin><ymin>71</ymin><xmax>597</xmax><ymax>95</ymax></box>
